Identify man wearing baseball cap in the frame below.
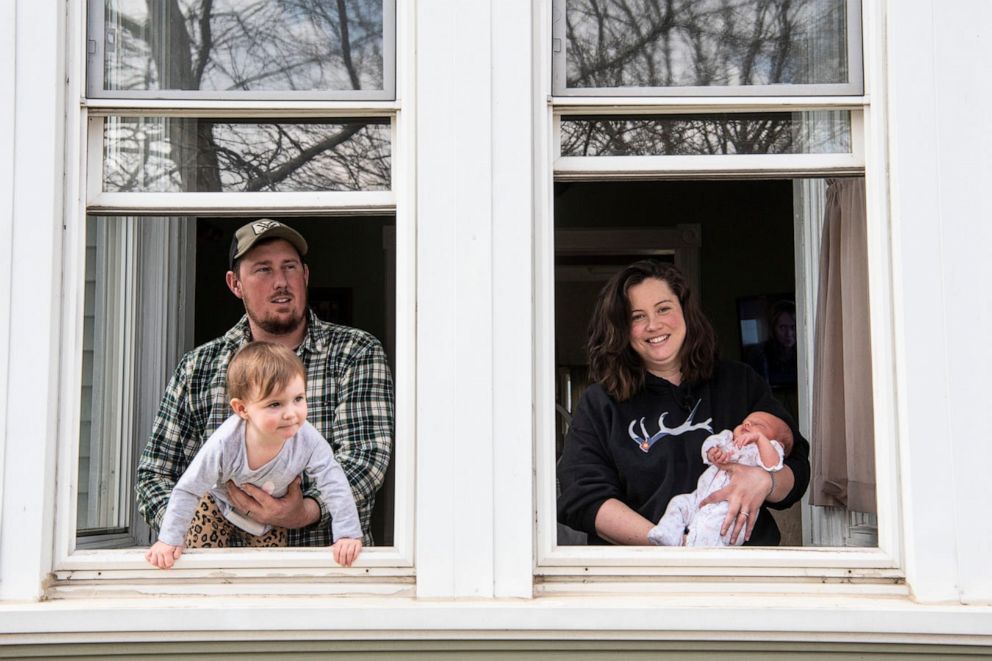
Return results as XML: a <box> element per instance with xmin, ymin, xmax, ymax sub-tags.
<box><xmin>136</xmin><ymin>219</ymin><xmax>393</xmax><ymax>548</ymax></box>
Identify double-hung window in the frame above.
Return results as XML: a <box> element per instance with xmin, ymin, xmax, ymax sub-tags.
<box><xmin>56</xmin><ymin>0</ymin><xmax>413</xmax><ymax>592</ymax></box>
<box><xmin>537</xmin><ymin>0</ymin><xmax>902</xmax><ymax>586</ymax></box>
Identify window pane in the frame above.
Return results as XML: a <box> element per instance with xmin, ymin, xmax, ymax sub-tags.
<box><xmin>100</xmin><ymin>0</ymin><xmax>385</xmax><ymax>94</ymax></box>
<box><xmin>562</xmin><ymin>0</ymin><xmax>852</xmax><ymax>91</ymax></box>
<box><xmin>103</xmin><ymin>117</ymin><xmax>391</xmax><ymax>192</ymax></box>
<box><xmin>560</xmin><ymin>112</ymin><xmax>851</xmax><ymax>156</ymax></box>
<box><xmin>78</xmin><ymin>217</ymin><xmax>133</xmax><ymax>535</ymax></box>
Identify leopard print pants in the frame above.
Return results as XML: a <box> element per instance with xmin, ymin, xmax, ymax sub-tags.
<box><xmin>184</xmin><ymin>494</ymin><xmax>288</xmax><ymax>548</ymax></box>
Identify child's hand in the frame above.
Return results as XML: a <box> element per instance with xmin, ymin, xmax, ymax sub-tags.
<box><xmin>145</xmin><ymin>541</ymin><xmax>183</xmax><ymax>569</ymax></box>
<box><xmin>708</xmin><ymin>446</ymin><xmax>733</xmax><ymax>465</ymax></box>
<box><xmin>332</xmin><ymin>538</ymin><xmax>362</xmax><ymax>567</ymax></box>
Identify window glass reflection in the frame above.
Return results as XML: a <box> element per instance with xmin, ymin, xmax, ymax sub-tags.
<box><xmin>560</xmin><ymin>112</ymin><xmax>851</xmax><ymax>157</ymax></box>
<box><xmin>102</xmin><ymin>0</ymin><xmax>385</xmax><ymax>93</ymax></box>
<box><xmin>564</xmin><ymin>0</ymin><xmax>849</xmax><ymax>90</ymax></box>
<box><xmin>103</xmin><ymin>117</ymin><xmax>391</xmax><ymax>192</ymax></box>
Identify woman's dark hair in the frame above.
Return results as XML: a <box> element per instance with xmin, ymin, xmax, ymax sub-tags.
<box><xmin>587</xmin><ymin>260</ymin><xmax>718</xmax><ymax>401</ymax></box>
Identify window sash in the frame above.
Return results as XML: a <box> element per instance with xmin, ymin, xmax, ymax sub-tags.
<box><xmin>85</xmin><ymin>0</ymin><xmax>397</xmax><ymax>101</ymax></box>
<box><xmin>551</xmin><ymin>0</ymin><xmax>864</xmax><ymax>97</ymax></box>
<box><xmin>86</xmin><ymin>114</ymin><xmax>398</xmax><ymax>210</ymax></box>
<box><xmin>553</xmin><ymin>108</ymin><xmax>865</xmax><ymax>178</ymax></box>
<box><xmin>535</xmin><ymin>77</ymin><xmax>900</xmax><ymax>575</ymax></box>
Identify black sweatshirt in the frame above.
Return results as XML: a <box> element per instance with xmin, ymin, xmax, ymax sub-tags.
<box><xmin>557</xmin><ymin>360</ymin><xmax>811</xmax><ymax>545</ymax></box>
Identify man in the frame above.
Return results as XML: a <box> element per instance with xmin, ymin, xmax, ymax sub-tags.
<box><xmin>137</xmin><ymin>219</ymin><xmax>393</xmax><ymax>547</ymax></box>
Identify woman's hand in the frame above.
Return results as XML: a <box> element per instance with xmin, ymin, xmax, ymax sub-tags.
<box><xmin>700</xmin><ymin>463</ymin><xmax>774</xmax><ymax>543</ymax></box>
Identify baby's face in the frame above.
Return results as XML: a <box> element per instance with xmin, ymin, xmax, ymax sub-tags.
<box><xmin>734</xmin><ymin>411</ymin><xmax>789</xmax><ymax>442</ymax></box>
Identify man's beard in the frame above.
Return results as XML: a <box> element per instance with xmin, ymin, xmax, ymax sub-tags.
<box><xmin>244</xmin><ymin>291</ymin><xmax>307</xmax><ymax>336</ymax></box>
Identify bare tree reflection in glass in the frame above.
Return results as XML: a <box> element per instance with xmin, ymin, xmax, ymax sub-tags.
<box><xmin>564</xmin><ymin>0</ymin><xmax>848</xmax><ymax>89</ymax></box>
<box><xmin>104</xmin><ymin>118</ymin><xmax>391</xmax><ymax>193</ymax></box>
<box><xmin>559</xmin><ymin>112</ymin><xmax>851</xmax><ymax>157</ymax></box>
<box><xmin>104</xmin><ymin>0</ymin><xmax>384</xmax><ymax>92</ymax></box>
<box><xmin>101</xmin><ymin>1</ymin><xmax>389</xmax><ymax>193</ymax></box>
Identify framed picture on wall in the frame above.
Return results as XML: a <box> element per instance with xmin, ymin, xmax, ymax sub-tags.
<box><xmin>737</xmin><ymin>293</ymin><xmax>797</xmax><ymax>388</ymax></box>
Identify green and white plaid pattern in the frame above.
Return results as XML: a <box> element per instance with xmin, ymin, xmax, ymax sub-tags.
<box><xmin>137</xmin><ymin>309</ymin><xmax>394</xmax><ymax>547</ymax></box>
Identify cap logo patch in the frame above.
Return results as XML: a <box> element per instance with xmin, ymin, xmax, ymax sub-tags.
<box><xmin>251</xmin><ymin>220</ymin><xmax>281</xmax><ymax>236</ymax></box>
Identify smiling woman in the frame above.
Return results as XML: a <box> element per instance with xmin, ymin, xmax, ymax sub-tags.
<box><xmin>626</xmin><ymin>277</ymin><xmax>687</xmax><ymax>384</ymax></box>
<box><xmin>556</xmin><ymin>259</ymin><xmax>810</xmax><ymax>547</ymax></box>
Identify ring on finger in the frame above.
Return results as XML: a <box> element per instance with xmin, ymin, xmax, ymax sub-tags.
<box><xmin>738</xmin><ymin>511</ymin><xmax>750</xmax><ymax>519</ymax></box>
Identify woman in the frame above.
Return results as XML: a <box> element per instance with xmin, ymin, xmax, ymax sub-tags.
<box><xmin>557</xmin><ymin>261</ymin><xmax>810</xmax><ymax>545</ymax></box>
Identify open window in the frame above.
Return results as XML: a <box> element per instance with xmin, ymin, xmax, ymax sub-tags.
<box><xmin>537</xmin><ymin>0</ymin><xmax>898</xmax><ymax>580</ymax></box>
<box><xmin>56</xmin><ymin>0</ymin><xmax>413</xmax><ymax>582</ymax></box>
<box><xmin>550</xmin><ymin>178</ymin><xmax>877</xmax><ymax>551</ymax></box>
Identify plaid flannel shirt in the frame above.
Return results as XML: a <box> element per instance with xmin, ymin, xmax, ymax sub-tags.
<box><xmin>136</xmin><ymin>309</ymin><xmax>393</xmax><ymax>546</ymax></box>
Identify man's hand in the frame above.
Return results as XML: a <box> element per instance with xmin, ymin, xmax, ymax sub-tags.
<box><xmin>332</xmin><ymin>538</ymin><xmax>363</xmax><ymax>567</ymax></box>
<box><xmin>146</xmin><ymin>541</ymin><xmax>183</xmax><ymax>569</ymax></box>
<box><xmin>226</xmin><ymin>476</ymin><xmax>320</xmax><ymax>530</ymax></box>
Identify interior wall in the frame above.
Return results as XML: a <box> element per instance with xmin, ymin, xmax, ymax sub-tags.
<box><xmin>194</xmin><ymin>216</ymin><xmax>394</xmax><ymax>350</ymax></box>
<box><xmin>554</xmin><ymin>180</ymin><xmax>796</xmax><ymax>363</ymax></box>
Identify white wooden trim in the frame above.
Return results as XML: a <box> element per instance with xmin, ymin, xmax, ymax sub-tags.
<box><xmin>388</xmin><ymin>0</ymin><xmax>416</xmax><ymax>570</ymax></box>
<box><xmin>414</xmin><ymin>0</ymin><xmax>497</xmax><ymax>599</ymax></box>
<box><xmin>87</xmin><ymin>191</ymin><xmax>397</xmax><ymax>215</ymax></box>
<box><xmin>54</xmin><ymin>546</ymin><xmax>414</xmax><ymax>573</ymax></box>
<box><xmin>491</xmin><ymin>0</ymin><xmax>538</xmax><ymax>599</ymax></box>
<box><xmin>860</xmin><ymin>0</ymin><xmax>903</xmax><ymax>574</ymax></box>
<box><xmin>0</xmin><ymin>0</ymin><xmax>66</xmax><ymax>602</ymax></box>
<box><xmin>2</xmin><ymin>594</ymin><xmax>991</xmax><ymax>643</ymax></box>
<box><xmin>538</xmin><ymin>545</ymin><xmax>900</xmax><ymax>572</ymax></box>
<box><xmin>534</xmin><ymin>0</ymin><xmax>561</xmax><ymax>572</ymax></box>
<box><xmin>0</xmin><ymin>0</ymin><xmax>15</xmax><ymax>563</ymax></box>
<box><xmin>553</xmin><ymin>97</ymin><xmax>868</xmax><ymax>113</ymax></box>
<box><xmin>555</xmin><ymin>154</ymin><xmax>864</xmax><ymax>178</ymax></box>
<box><xmin>83</xmin><ymin>101</ymin><xmax>400</xmax><ymax>117</ymax></box>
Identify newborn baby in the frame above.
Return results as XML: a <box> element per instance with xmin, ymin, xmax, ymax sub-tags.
<box><xmin>648</xmin><ymin>411</ymin><xmax>793</xmax><ymax>547</ymax></box>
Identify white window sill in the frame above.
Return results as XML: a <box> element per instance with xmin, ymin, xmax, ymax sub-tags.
<box><xmin>2</xmin><ymin>593</ymin><xmax>991</xmax><ymax>646</ymax></box>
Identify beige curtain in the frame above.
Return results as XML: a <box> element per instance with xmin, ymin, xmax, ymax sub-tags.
<box><xmin>811</xmin><ymin>178</ymin><xmax>876</xmax><ymax>513</ymax></box>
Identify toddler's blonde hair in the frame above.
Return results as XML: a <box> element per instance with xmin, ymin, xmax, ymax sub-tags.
<box><xmin>227</xmin><ymin>341</ymin><xmax>306</xmax><ymax>402</ymax></box>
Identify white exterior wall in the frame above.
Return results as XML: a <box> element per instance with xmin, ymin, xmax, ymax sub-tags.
<box><xmin>0</xmin><ymin>0</ymin><xmax>65</xmax><ymax>602</ymax></box>
<box><xmin>886</xmin><ymin>0</ymin><xmax>992</xmax><ymax>605</ymax></box>
<box><xmin>1</xmin><ymin>0</ymin><xmax>991</xmax><ymax>644</ymax></box>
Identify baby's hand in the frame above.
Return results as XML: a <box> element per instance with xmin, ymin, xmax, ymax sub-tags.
<box><xmin>707</xmin><ymin>446</ymin><xmax>733</xmax><ymax>465</ymax></box>
<box><xmin>734</xmin><ymin>430</ymin><xmax>765</xmax><ymax>448</ymax></box>
<box><xmin>145</xmin><ymin>541</ymin><xmax>183</xmax><ymax>569</ymax></box>
<box><xmin>332</xmin><ymin>538</ymin><xmax>363</xmax><ymax>567</ymax></box>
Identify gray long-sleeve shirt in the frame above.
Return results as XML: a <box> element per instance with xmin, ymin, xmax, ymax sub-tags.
<box><xmin>157</xmin><ymin>414</ymin><xmax>362</xmax><ymax>547</ymax></box>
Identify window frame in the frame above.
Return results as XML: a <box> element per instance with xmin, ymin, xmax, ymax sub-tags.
<box><xmin>552</xmin><ymin>0</ymin><xmax>864</xmax><ymax>98</ymax></box>
<box><xmin>85</xmin><ymin>0</ymin><xmax>397</xmax><ymax>102</ymax></box>
<box><xmin>535</xmin><ymin>0</ymin><xmax>905</xmax><ymax>585</ymax></box>
<box><xmin>52</xmin><ymin>0</ymin><xmax>416</xmax><ymax>588</ymax></box>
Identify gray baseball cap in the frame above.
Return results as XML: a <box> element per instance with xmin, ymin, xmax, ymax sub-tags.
<box><xmin>229</xmin><ymin>219</ymin><xmax>308</xmax><ymax>268</ymax></box>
